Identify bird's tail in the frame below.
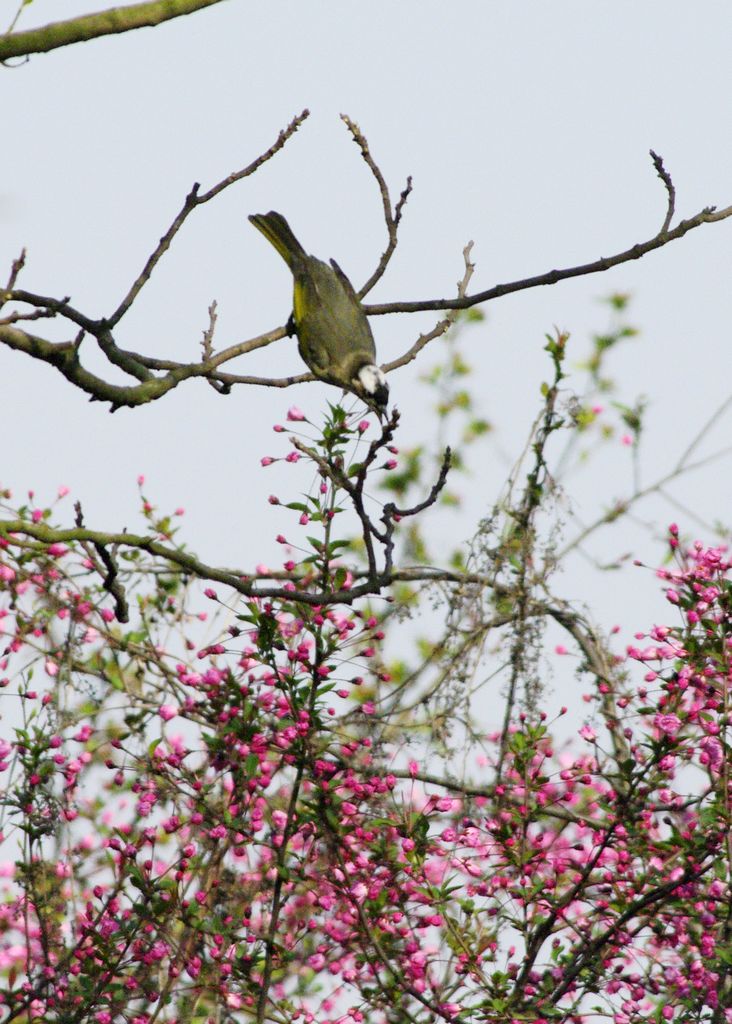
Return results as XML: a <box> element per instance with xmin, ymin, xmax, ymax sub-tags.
<box><xmin>249</xmin><ymin>211</ymin><xmax>307</xmax><ymax>269</ymax></box>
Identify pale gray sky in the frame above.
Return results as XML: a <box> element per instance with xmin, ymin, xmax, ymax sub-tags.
<box><xmin>3</xmin><ymin>0</ymin><xmax>731</xmax><ymax>650</ymax></box>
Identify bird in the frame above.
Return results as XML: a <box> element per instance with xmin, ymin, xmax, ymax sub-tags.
<box><xmin>249</xmin><ymin>211</ymin><xmax>389</xmax><ymax>415</ymax></box>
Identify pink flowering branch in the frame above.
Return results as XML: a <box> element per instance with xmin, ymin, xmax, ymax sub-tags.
<box><xmin>1</xmin><ymin>515</ymin><xmax>731</xmax><ymax>1019</ymax></box>
<box><xmin>1</xmin><ymin>364</ymin><xmax>731</xmax><ymax>1021</ymax></box>
<box><xmin>0</xmin><ymin>409</ymin><xmax>453</xmax><ymax>607</ymax></box>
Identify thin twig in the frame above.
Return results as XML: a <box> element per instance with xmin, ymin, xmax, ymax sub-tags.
<box><xmin>340</xmin><ymin>114</ymin><xmax>414</xmax><ymax>300</ymax></box>
<box><xmin>650</xmin><ymin>149</ymin><xmax>676</xmax><ymax>233</ymax></box>
<box><xmin>107</xmin><ymin>109</ymin><xmax>309</xmax><ymax>328</ymax></box>
<box><xmin>558</xmin><ymin>441</ymin><xmax>732</xmax><ymax>560</ymax></box>
<box><xmin>1</xmin><ymin>248</ymin><xmax>26</xmax><ymax>307</ymax></box>
<box><xmin>363</xmin><ymin>203</ymin><xmax>732</xmax><ymax>316</ymax></box>
<box><xmin>200</xmin><ymin>301</ymin><xmax>230</xmax><ymax>394</ymax></box>
<box><xmin>384</xmin><ymin>242</ymin><xmax>475</xmax><ymax>374</ymax></box>
<box><xmin>673</xmin><ymin>392</ymin><xmax>732</xmax><ymax>471</ymax></box>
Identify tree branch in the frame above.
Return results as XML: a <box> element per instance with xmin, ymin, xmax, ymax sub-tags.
<box><xmin>1</xmin><ymin>111</ymin><xmax>309</xmax><ymax>409</ymax></box>
<box><xmin>339</xmin><ymin>114</ymin><xmax>413</xmax><ymax>299</ymax></box>
<box><xmin>107</xmin><ymin>108</ymin><xmax>309</xmax><ymax>328</ymax></box>
<box><xmin>0</xmin><ymin>0</ymin><xmax>227</xmax><ymax>61</ymax></box>
<box><xmin>363</xmin><ymin>203</ymin><xmax>732</xmax><ymax>316</ymax></box>
<box><xmin>3</xmin><ymin>128</ymin><xmax>731</xmax><ymax>413</ymax></box>
<box><xmin>383</xmin><ymin>242</ymin><xmax>475</xmax><ymax>375</ymax></box>
<box><xmin>650</xmin><ymin>149</ymin><xmax>676</xmax><ymax>234</ymax></box>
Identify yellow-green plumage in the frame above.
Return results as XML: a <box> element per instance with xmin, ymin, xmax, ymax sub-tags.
<box><xmin>249</xmin><ymin>211</ymin><xmax>389</xmax><ymax>411</ymax></box>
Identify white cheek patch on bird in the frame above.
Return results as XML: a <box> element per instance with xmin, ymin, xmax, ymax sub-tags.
<box><xmin>357</xmin><ymin>364</ymin><xmax>389</xmax><ymax>408</ymax></box>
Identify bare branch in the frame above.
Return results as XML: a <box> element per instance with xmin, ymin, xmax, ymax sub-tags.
<box><xmin>0</xmin><ymin>322</ymin><xmax>187</xmax><ymax>409</ymax></box>
<box><xmin>1</xmin><ymin>249</ymin><xmax>26</xmax><ymax>308</ymax></box>
<box><xmin>200</xmin><ymin>301</ymin><xmax>229</xmax><ymax>394</ymax></box>
<box><xmin>200</xmin><ymin>301</ymin><xmax>218</xmax><ymax>363</ymax></box>
<box><xmin>0</xmin><ymin>0</ymin><xmax>227</xmax><ymax>61</ymax></box>
<box><xmin>383</xmin><ymin>242</ymin><xmax>475</xmax><ymax>374</ymax></box>
<box><xmin>7</xmin><ymin>289</ymin><xmax>97</xmax><ymax>332</ymax></box>
<box><xmin>386</xmin><ymin>447</ymin><xmax>452</xmax><ymax>520</ymax></box>
<box><xmin>558</xmin><ymin>430</ymin><xmax>732</xmax><ymax>560</ymax></box>
<box><xmin>650</xmin><ymin>149</ymin><xmax>676</xmax><ymax>233</ymax></box>
<box><xmin>673</xmin><ymin>392</ymin><xmax>732</xmax><ymax>472</ymax></box>
<box><xmin>364</xmin><ymin>203</ymin><xmax>732</xmax><ymax>316</ymax></box>
<box><xmin>340</xmin><ymin>114</ymin><xmax>413</xmax><ymax>299</ymax></box>
<box><xmin>0</xmin><ymin>307</ymin><xmax>56</xmax><ymax>327</ymax></box>
<box><xmin>107</xmin><ymin>109</ymin><xmax>310</xmax><ymax>328</ymax></box>
<box><xmin>1</xmin><ymin>112</ymin><xmax>308</xmax><ymax>408</ymax></box>
<box><xmin>3</xmin><ymin>117</ymin><xmax>732</xmax><ymax>416</ymax></box>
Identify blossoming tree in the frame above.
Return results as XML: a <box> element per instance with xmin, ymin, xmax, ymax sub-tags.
<box><xmin>0</xmin><ymin>337</ymin><xmax>730</xmax><ymax>1023</ymax></box>
<box><xmin>1</xmin><ymin>83</ymin><xmax>731</xmax><ymax>1023</ymax></box>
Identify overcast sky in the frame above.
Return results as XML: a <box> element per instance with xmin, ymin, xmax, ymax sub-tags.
<box><xmin>3</xmin><ymin>1</ymin><xmax>731</xmax><ymax>668</ymax></box>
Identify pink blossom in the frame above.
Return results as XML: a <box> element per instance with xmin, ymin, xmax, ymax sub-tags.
<box><xmin>287</xmin><ymin>406</ymin><xmax>306</xmax><ymax>421</ymax></box>
<box><xmin>655</xmin><ymin>712</ymin><xmax>683</xmax><ymax>737</ymax></box>
<box><xmin>700</xmin><ymin>736</ymin><xmax>723</xmax><ymax>772</ymax></box>
<box><xmin>159</xmin><ymin>704</ymin><xmax>178</xmax><ymax>722</ymax></box>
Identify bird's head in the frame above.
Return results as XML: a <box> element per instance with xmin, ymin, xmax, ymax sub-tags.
<box><xmin>356</xmin><ymin>363</ymin><xmax>389</xmax><ymax>416</ymax></box>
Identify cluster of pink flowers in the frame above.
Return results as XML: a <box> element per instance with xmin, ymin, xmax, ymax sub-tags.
<box><xmin>0</xmin><ymin>429</ymin><xmax>730</xmax><ymax>1024</ymax></box>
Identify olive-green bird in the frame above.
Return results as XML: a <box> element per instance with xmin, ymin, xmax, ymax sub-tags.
<box><xmin>249</xmin><ymin>211</ymin><xmax>389</xmax><ymax>414</ymax></box>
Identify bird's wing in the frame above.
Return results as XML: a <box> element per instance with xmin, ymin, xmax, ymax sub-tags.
<box><xmin>329</xmin><ymin>259</ymin><xmax>360</xmax><ymax>303</ymax></box>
